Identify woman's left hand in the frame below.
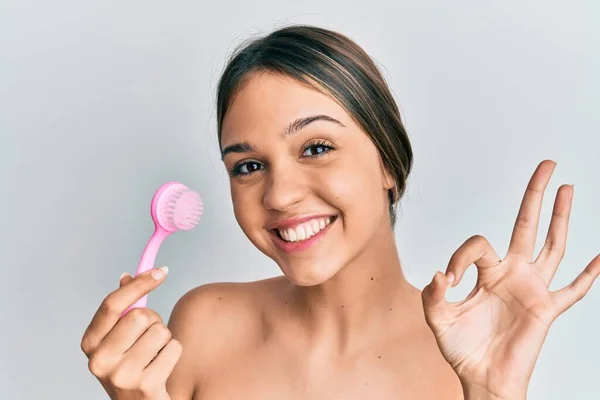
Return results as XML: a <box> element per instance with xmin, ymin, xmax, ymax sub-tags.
<box><xmin>421</xmin><ymin>160</ymin><xmax>600</xmax><ymax>399</ymax></box>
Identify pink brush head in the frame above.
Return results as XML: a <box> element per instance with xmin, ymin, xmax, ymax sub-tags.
<box><xmin>151</xmin><ymin>182</ymin><xmax>203</xmax><ymax>232</ymax></box>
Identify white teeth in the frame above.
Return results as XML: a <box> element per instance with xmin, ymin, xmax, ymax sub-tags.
<box><xmin>288</xmin><ymin>229</ymin><xmax>297</xmax><ymax>242</ymax></box>
<box><xmin>305</xmin><ymin>224</ymin><xmax>314</xmax><ymax>237</ymax></box>
<box><xmin>311</xmin><ymin>220</ymin><xmax>319</xmax><ymax>233</ymax></box>
<box><xmin>277</xmin><ymin>216</ymin><xmax>334</xmax><ymax>243</ymax></box>
<box><xmin>297</xmin><ymin>226</ymin><xmax>307</xmax><ymax>240</ymax></box>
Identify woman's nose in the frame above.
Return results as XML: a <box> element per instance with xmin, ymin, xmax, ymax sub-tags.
<box><xmin>262</xmin><ymin>165</ymin><xmax>308</xmax><ymax>211</ymax></box>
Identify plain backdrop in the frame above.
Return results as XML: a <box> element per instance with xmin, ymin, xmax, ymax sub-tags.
<box><xmin>1</xmin><ymin>1</ymin><xmax>598</xmax><ymax>399</ymax></box>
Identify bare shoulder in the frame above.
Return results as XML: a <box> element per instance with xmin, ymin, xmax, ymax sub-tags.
<box><xmin>170</xmin><ymin>276</ymin><xmax>284</xmax><ymax>330</ymax></box>
<box><xmin>166</xmin><ymin>276</ymin><xmax>287</xmax><ymax>397</ymax></box>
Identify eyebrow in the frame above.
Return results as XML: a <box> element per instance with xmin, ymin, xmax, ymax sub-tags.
<box><xmin>220</xmin><ymin>114</ymin><xmax>346</xmax><ymax>160</ymax></box>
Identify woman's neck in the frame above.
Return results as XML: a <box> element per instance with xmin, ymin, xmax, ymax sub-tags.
<box><xmin>288</xmin><ymin>221</ymin><xmax>421</xmax><ymax>355</ymax></box>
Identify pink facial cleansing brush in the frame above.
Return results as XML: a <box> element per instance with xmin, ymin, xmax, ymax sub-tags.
<box><xmin>122</xmin><ymin>182</ymin><xmax>203</xmax><ymax>316</ymax></box>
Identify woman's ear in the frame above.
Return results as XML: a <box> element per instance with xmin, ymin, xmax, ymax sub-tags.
<box><xmin>383</xmin><ymin>170</ymin><xmax>395</xmax><ymax>190</ymax></box>
<box><xmin>380</xmin><ymin>161</ymin><xmax>398</xmax><ymax>202</ymax></box>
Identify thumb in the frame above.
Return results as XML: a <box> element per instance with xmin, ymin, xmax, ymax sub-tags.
<box><xmin>119</xmin><ymin>272</ymin><xmax>133</xmax><ymax>287</ymax></box>
<box><xmin>422</xmin><ymin>271</ymin><xmax>453</xmax><ymax>327</ymax></box>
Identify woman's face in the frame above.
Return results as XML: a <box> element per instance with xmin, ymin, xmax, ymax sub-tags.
<box><xmin>220</xmin><ymin>72</ymin><xmax>395</xmax><ymax>286</ymax></box>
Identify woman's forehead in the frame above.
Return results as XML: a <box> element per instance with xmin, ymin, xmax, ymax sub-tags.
<box><xmin>221</xmin><ymin>73</ymin><xmax>349</xmax><ymax>145</ymax></box>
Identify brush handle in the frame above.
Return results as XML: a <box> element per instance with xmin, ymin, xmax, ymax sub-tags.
<box><xmin>122</xmin><ymin>228</ymin><xmax>170</xmax><ymax>317</ymax></box>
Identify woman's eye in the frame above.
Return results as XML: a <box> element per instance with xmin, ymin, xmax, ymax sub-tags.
<box><xmin>231</xmin><ymin>143</ymin><xmax>334</xmax><ymax>177</ymax></box>
<box><xmin>302</xmin><ymin>143</ymin><xmax>332</xmax><ymax>157</ymax></box>
<box><xmin>232</xmin><ymin>161</ymin><xmax>263</xmax><ymax>176</ymax></box>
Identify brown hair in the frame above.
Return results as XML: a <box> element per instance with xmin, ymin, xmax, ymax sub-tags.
<box><xmin>216</xmin><ymin>24</ymin><xmax>413</xmax><ymax>226</ymax></box>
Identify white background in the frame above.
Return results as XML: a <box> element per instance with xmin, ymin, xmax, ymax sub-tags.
<box><xmin>1</xmin><ymin>1</ymin><xmax>599</xmax><ymax>398</ymax></box>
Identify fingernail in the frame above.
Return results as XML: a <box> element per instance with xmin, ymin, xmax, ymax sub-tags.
<box><xmin>433</xmin><ymin>271</ymin><xmax>442</xmax><ymax>286</ymax></box>
<box><xmin>119</xmin><ymin>272</ymin><xmax>130</xmax><ymax>280</ymax></box>
<box><xmin>151</xmin><ymin>266</ymin><xmax>169</xmax><ymax>280</ymax></box>
<box><xmin>446</xmin><ymin>272</ymin><xmax>455</xmax><ymax>286</ymax></box>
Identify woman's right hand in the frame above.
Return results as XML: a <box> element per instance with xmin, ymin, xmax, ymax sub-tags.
<box><xmin>81</xmin><ymin>267</ymin><xmax>183</xmax><ymax>400</ymax></box>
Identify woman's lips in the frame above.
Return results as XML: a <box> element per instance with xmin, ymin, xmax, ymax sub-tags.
<box><xmin>270</xmin><ymin>216</ymin><xmax>336</xmax><ymax>253</ymax></box>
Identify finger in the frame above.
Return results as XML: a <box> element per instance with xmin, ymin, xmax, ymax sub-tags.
<box><xmin>83</xmin><ymin>272</ymin><xmax>134</xmax><ymax>356</ymax></box>
<box><xmin>507</xmin><ymin>160</ymin><xmax>556</xmax><ymax>261</ymax></box>
<box><xmin>94</xmin><ymin>308</ymin><xmax>163</xmax><ymax>360</ymax></box>
<box><xmin>121</xmin><ymin>322</ymin><xmax>173</xmax><ymax>371</ymax></box>
<box><xmin>533</xmin><ymin>184</ymin><xmax>574</xmax><ymax>285</ymax></box>
<box><xmin>422</xmin><ymin>271</ymin><xmax>455</xmax><ymax>328</ymax></box>
<box><xmin>551</xmin><ymin>254</ymin><xmax>600</xmax><ymax>316</ymax></box>
<box><xmin>445</xmin><ymin>235</ymin><xmax>502</xmax><ymax>287</ymax></box>
<box><xmin>81</xmin><ymin>267</ymin><xmax>169</xmax><ymax>357</ymax></box>
<box><xmin>119</xmin><ymin>272</ymin><xmax>133</xmax><ymax>287</ymax></box>
<box><xmin>87</xmin><ymin>309</ymin><xmax>163</xmax><ymax>378</ymax></box>
<box><xmin>142</xmin><ymin>339</ymin><xmax>183</xmax><ymax>390</ymax></box>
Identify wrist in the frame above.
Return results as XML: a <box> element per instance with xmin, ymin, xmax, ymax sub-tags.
<box><xmin>460</xmin><ymin>380</ymin><xmax>526</xmax><ymax>400</ymax></box>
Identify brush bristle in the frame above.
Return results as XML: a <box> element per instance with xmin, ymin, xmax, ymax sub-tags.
<box><xmin>160</xmin><ymin>188</ymin><xmax>203</xmax><ymax>231</ymax></box>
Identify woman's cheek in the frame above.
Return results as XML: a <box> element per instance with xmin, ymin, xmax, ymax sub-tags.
<box><xmin>231</xmin><ymin>184</ymin><xmax>261</xmax><ymax>234</ymax></box>
<box><xmin>320</xmin><ymin>160</ymin><xmax>380</xmax><ymax>209</ymax></box>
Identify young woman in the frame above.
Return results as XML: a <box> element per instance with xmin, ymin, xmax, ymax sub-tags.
<box><xmin>80</xmin><ymin>25</ymin><xmax>600</xmax><ymax>399</ymax></box>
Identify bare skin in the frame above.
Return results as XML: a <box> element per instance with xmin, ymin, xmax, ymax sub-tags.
<box><xmin>81</xmin><ymin>71</ymin><xmax>599</xmax><ymax>400</ymax></box>
<box><xmin>163</xmin><ymin>71</ymin><xmax>464</xmax><ymax>399</ymax></box>
<box><xmin>81</xmin><ymin>71</ymin><xmax>465</xmax><ymax>399</ymax></box>
<box><xmin>165</xmin><ymin>273</ymin><xmax>463</xmax><ymax>400</ymax></box>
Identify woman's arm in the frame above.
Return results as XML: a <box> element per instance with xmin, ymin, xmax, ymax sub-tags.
<box><xmin>166</xmin><ymin>289</ymin><xmax>202</xmax><ymax>399</ymax></box>
<box><xmin>165</xmin><ymin>282</ymin><xmax>261</xmax><ymax>400</ymax></box>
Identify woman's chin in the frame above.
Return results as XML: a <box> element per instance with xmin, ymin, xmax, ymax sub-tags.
<box><xmin>280</xmin><ymin>262</ymin><xmax>342</xmax><ymax>286</ymax></box>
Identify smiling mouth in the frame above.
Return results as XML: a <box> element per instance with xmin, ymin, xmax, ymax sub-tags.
<box><xmin>270</xmin><ymin>215</ymin><xmax>337</xmax><ymax>243</ymax></box>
